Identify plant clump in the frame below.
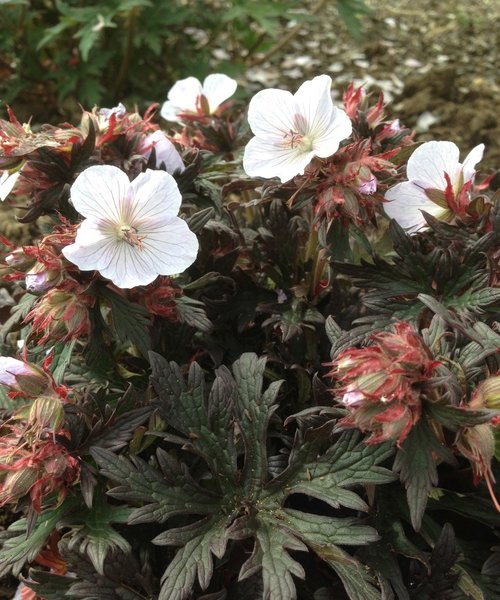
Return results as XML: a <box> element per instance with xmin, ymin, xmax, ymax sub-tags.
<box><xmin>0</xmin><ymin>71</ymin><xmax>499</xmax><ymax>600</ymax></box>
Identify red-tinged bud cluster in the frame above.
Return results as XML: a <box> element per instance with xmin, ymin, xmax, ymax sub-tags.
<box><xmin>343</xmin><ymin>83</ymin><xmax>414</xmax><ymax>145</ymax></box>
<box><xmin>313</xmin><ymin>139</ymin><xmax>400</xmax><ymax>227</ymax></box>
<box><xmin>327</xmin><ymin>322</ymin><xmax>440</xmax><ymax>445</ymax></box>
<box><xmin>2</xmin><ymin>219</ymin><xmax>77</xmax><ymax>293</ymax></box>
<box><xmin>0</xmin><ymin>423</ymin><xmax>79</xmax><ymax>512</ymax></box>
<box><xmin>454</xmin><ymin>374</ymin><xmax>500</xmax><ymax>510</ymax></box>
<box><xmin>129</xmin><ymin>276</ymin><xmax>182</xmax><ymax>320</ymax></box>
<box><xmin>25</xmin><ymin>279</ymin><xmax>93</xmax><ymax>344</ymax></box>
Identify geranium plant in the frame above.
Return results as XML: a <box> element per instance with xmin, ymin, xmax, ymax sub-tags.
<box><xmin>0</xmin><ymin>72</ymin><xmax>499</xmax><ymax>600</ymax></box>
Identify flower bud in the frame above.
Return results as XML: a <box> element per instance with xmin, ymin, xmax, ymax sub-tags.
<box><xmin>0</xmin><ymin>357</ymin><xmax>50</xmax><ymax>396</ymax></box>
<box><xmin>4</xmin><ymin>248</ymin><xmax>32</xmax><ymax>269</ymax></box>
<box><xmin>25</xmin><ymin>283</ymin><xmax>92</xmax><ymax>344</ymax></box>
<box><xmin>28</xmin><ymin>395</ymin><xmax>65</xmax><ymax>435</ymax></box>
<box><xmin>328</xmin><ymin>322</ymin><xmax>438</xmax><ymax>445</ymax></box>
<box><xmin>140</xmin><ymin>130</ymin><xmax>185</xmax><ymax>174</ymax></box>
<box><xmin>472</xmin><ymin>375</ymin><xmax>500</xmax><ymax>410</ymax></box>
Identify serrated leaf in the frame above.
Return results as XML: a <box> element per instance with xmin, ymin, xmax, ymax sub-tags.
<box><xmin>0</xmin><ymin>499</ymin><xmax>76</xmax><ymax>576</ymax></box>
<box><xmin>99</xmin><ymin>286</ymin><xmax>151</xmax><ymax>356</ymax></box>
<box><xmin>393</xmin><ymin>420</ymin><xmax>455</xmax><ymax>531</ymax></box>
<box><xmin>149</xmin><ymin>354</ymin><xmax>237</xmax><ymax>485</ymax></box>
<box><xmin>175</xmin><ymin>295</ymin><xmax>212</xmax><ymax>332</ymax></box>
<box><xmin>61</xmin><ymin>494</ymin><xmax>133</xmax><ymax>574</ymax></box>
<box><xmin>81</xmin><ymin>405</ymin><xmax>153</xmax><ymax>454</ymax></box>
<box><xmin>307</xmin><ymin>541</ymin><xmax>382</xmax><ymax>600</ymax></box>
<box><xmin>325</xmin><ymin>315</ymin><xmax>343</xmax><ymax>345</ymax></box>
<box><xmin>239</xmin><ymin>516</ymin><xmax>306</xmax><ymax>600</ymax></box>
<box><xmin>50</xmin><ymin>339</ymin><xmax>76</xmax><ymax>384</ymax></box>
<box><xmin>272</xmin><ymin>430</ymin><xmax>395</xmax><ymax>512</ymax></box>
<box><xmin>283</xmin><ymin>508</ymin><xmax>379</xmax><ymax>546</ymax></box>
<box><xmin>159</xmin><ymin>516</ymin><xmax>232</xmax><ymax>600</ymax></box>
<box><xmin>91</xmin><ymin>447</ymin><xmax>219</xmax><ymax>525</ymax></box>
<box><xmin>427</xmin><ymin>403</ymin><xmax>492</xmax><ymax>431</ymax></box>
<box><xmin>232</xmin><ymin>353</ymin><xmax>283</xmax><ymax>492</ymax></box>
<box><xmin>25</xmin><ymin>570</ymin><xmax>76</xmax><ymax>600</ymax></box>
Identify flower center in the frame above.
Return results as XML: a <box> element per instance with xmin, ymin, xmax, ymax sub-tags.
<box><xmin>282</xmin><ymin>129</ymin><xmax>313</xmax><ymax>152</ymax></box>
<box><xmin>118</xmin><ymin>225</ymin><xmax>145</xmax><ymax>251</ymax></box>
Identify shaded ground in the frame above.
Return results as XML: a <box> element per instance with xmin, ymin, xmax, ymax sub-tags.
<box><xmin>245</xmin><ymin>0</ymin><xmax>500</xmax><ymax>173</ymax></box>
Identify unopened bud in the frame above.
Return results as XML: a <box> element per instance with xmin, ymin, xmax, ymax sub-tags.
<box><xmin>28</xmin><ymin>395</ymin><xmax>64</xmax><ymax>433</ymax></box>
<box><xmin>0</xmin><ymin>357</ymin><xmax>50</xmax><ymax>396</ymax></box>
<box><xmin>25</xmin><ymin>263</ymin><xmax>61</xmax><ymax>294</ymax></box>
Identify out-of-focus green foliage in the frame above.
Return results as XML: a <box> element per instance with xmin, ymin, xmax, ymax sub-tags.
<box><xmin>0</xmin><ymin>0</ymin><xmax>369</xmax><ymax>121</ymax></box>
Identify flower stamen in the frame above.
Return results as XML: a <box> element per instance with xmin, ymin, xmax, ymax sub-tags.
<box><xmin>119</xmin><ymin>225</ymin><xmax>146</xmax><ymax>251</ymax></box>
<box><xmin>282</xmin><ymin>129</ymin><xmax>304</xmax><ymax>150</ymax></box>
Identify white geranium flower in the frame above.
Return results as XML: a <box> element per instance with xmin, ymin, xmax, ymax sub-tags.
<box><xmin>384</xmin><ymin>140</ymin><xmax>484</xmax><ymax>233</ymax></box>
<box><xmin>62</xmin><ymin>166</ymin><xmax>198</xmax><ymax>289</ymax></box>
<box><xmin>242</xmin><ymin>74</ymin><xmax>352</xmax><ymax>184</ymax></box>
<box><xmin>140</xmin><ymin>130</ymin><xmax>185</xmax><ymax>174</ymax></box>
<box><xmin>160</xmin><ymin>74</ymin><xmax>237</xmax><ymax>123</ymax></box>
<box><xmin>0</xmin><ymin>169</ymin><xmax>20</xmax><ymax>201</ymax></box>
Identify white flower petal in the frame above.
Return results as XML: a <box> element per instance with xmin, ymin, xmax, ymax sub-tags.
<box><xmin>128</xmin><ymin>169</ymin><xmax>182</xmax><ymax>223</ymax></box>
<box><xmin>406</xmin><ymin>141</ymin><xmax>460</xmax><ymax>188</ymax></box>
<box><xmin>384</xmin><ymin>181</ymin><xmax>446</xmax><ymax>232</ymax></box>
<box><xmin>243</xmin><ymin>136</ymin><xmax>314</xmax><ymax>183</ymax></box>
<box><xmin>0</xmin><ymin>170</ymin><xmax>20</xmax><ymax>201</ymax></box>
<box><xmin>141</xmin><ymin>218</ymin><xmax>199</xmax><ymax>274</ymax></box>
<box><xmin>62</xmin><ymin>220</ymin><xmax>118</xmax><ymax>272</ymax></box>
<box><xmin>313</xmin><ymin>107</ymin><xmax>352</xmax><ymax>158</ymax></box>
<box><xmin>142</xmin><ymin>131</ymin><xmax>184</xmax><ymax>174</ymax></box>
<box><xmin>202</xmin><ymin>74</ymin><xmax>237</xmax><ymax>113</ymax></box>
<box><xmin>161</xmin><ymin>76</ymin><xmax>203</xmax><ymax>122</ymax></box>
<box><xmin>247</xmin><ymin>88</ymin><xmax>297</xmax><ymax>138</ymax></box>
<box><xmin>160</xmin><ymin>101</ymin><xmax>181</xmax><ymax>123</ymax></box>
<box><xmin>294</xmin><ymin>74</ymin><xmax>334</xmax><ymax>137</ymax></box>
<box><xmin>70</xmin><ymin>165</ymin><xmax>130</xmax><ymax>222</ymax></box>
<box><xmin>462</xmin><ymin>143</ymin><xmax>484</xmax><ymax>182</ymax></box>
<box><xmin>100</xmin><ymin>242</ymin><xmax>159</xmax><ymax>288</ymax></box>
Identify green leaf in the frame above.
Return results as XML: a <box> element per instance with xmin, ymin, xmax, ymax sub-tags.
<box><xmin>25</xmin><ymin>570</ymin><xmax>76</xmax><ymax>600</ymax></box>
<box><xmin>150</xmin><ymin>353</ymin><xmax>237</xmax><ymax>486</ymax></box>
<box><xmin>240</xmin><ymin>515</ymin><xmax>306</xmax><ymax>600</ymax></box>
<box><xmin>94</xmin><ymin>354</ymin><xmax>398</xmax><ymax>599</ymax></box>
<box><xmin>175</xmin><ymin>295</ymin><xmax>212</xmax><ymax>332</ymax></box>
<box><xmin>393</xmin><ymin>420</ymin><xmax>455</xmax><ymax>531</ymax></box>
<box><xmin>232</xmin><ymin>353</ymin><xmax>283</xmax><ymax>493</ymax></box>
<box><xmin>273</xmin><ymin>430</ymin><xmax>396</xmax><ymax>512</ymax></box>
<box><xmin>0</xmin><ymin>499</ymin><xmax>76</xmax><ymax>577</ymax></box>
<box><xmin>61</xmin><ymin>494</ymin><xmax>133</xmax><ymax>574</ymax></box>
<box><xmin>336</xmin><ymin>0</ymin><xmax>371</xmax><ymax>41</ymax></box>
<box><xmin>99</xmin><ymin>286</ymin><xmax>151</xmax><ymax>356</ymax></box>
<box><xmin>50</xmin><ymin>339</ymin><xmax>76</xmax><ymax>384</ymax></box>
<box><xmin>427</xmin><ymin>403</ymin><xmax>492</xmax><ymax>431</ymax></box>
<box><xmin>158</xmin><ymin>516</ymin><xmax>232</xmax><ymax>600</ymax></box>
<box><xmin>0</xmin><ymin>292</ymin><xmax>36</xmax><ymax>342</ymax></box>
<box><xmin>91</xmin><ymin>447</ymin><xmax>219</xmax><ymax>525</ymax></box>
<box><xmin>283</xmin><ymin>508</ymin><xmax>379</xmax><ymax>547</ymax></box>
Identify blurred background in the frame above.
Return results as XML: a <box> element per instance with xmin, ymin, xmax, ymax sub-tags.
<box><xmin>0</xmin><ymin>0</ymin><xmax>499</xmax><ymax>164</ymax></box>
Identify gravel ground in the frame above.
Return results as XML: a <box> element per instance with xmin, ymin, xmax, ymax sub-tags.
<box><xmin>244</xmin><ymin>0</ymin><xmax>500</xmax><ymax>173</ymax></box>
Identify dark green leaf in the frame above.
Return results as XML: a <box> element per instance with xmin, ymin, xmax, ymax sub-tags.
<box><xmin>99</xmin><ymin>286</ymin><xmax>151</xmax><ymax>357</ymax></box>
<box><xmin>393</xmin><ymin>420</ymin><xmax>455</xmax><ymax>531</ymax></box>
